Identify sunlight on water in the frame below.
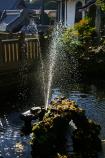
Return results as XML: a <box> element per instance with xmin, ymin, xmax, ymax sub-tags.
<box><xmin>51</xmin><ymin>86</ymin><xmax>105</xmax><ymax>158</ymax></box>
<box><xmin>0</xmin><ymin>113</ymin><xmax>31</xmax><ymax>158</ymax></box>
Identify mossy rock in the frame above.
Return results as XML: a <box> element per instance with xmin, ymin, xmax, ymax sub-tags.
<box><xmin>24</xmin><ymin>96</ymin><xmax>101</xmax><ymax>158</ymax></box>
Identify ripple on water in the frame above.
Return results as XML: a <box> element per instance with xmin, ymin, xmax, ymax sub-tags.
<box><xmin>51</xmin><ymin>88</ymin><xmax>105</xmax><ymax>139</ymax></box>
<box><xmin>0</xmin><ymin>85</ymin><xmax>105</xmax><ymax>158</ymax></box>
<box><xmin>0</xmin><ymin>113</ymin><xmax>31</xmax><ymax>158</ymax></box>
<box><xmin>51</xmin><ymin>87</ymin><xmax>105</xmax><ymax>158</ymax></box>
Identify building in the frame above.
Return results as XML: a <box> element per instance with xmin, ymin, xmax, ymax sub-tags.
<box><xmin>56</xmin><ymin>0</ymin><xmax>105</xmax><ymax>35</ymax></box>
<box><xmin>56</xmin><ymin>0</ymin><xmax>98</xmax><ymax>27</ymax></box>
<box><xmin>26</xmin><ymin>0</ymin><xmax>57</xmax><ymax>25</ymax></box>
<box><xmin>0</xmin><ymin>0</ymin><xmax>28</xmax><ymax>32</ymax></box>
<box><xmin>56</xmin><ymin>0</ymin><xmax>103</xmax><ymax>33</ymax></box>
<box><xmin>56</xmin><ymin>0</ymin><xmax>85</xmax><ymax>27</ymax></box>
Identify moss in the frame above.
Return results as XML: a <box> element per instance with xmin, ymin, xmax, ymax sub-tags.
<box><xmin>21</xmin><ymin>96</ymin><xmax>101</xmax><ymax>158</ymax></box>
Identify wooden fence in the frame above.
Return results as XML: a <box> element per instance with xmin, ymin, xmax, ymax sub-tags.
<box><xmin>0</xmin><ymin>36</ymin><xmax>39</xmax><ymax>64</ymax></box>
<box><xmin>0</xmin><ymin>32</ymin><xmax>40</xmax><ymax>73</ymax></box>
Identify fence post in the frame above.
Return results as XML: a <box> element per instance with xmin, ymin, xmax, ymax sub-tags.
<box><xmin>0</xmin><ymin>40</ymin><xmax>3</xmax><ymax>63</ymax></box>
<box><xmin>19</xmin><ymin>32</ymin><xmax>27</xmax><ymax>61</ymax></box>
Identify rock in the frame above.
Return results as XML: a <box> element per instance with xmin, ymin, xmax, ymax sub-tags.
<box><xmin>20</xmin><ymin>97</ymin><xmax>101</xmax><ymax>157</ymax></box>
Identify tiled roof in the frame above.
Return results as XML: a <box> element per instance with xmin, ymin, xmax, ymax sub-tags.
<box><xmin>0</xmin><ymin>10</ymin><xmax>27</xmax><ymax>32</ymax></box>
<box><xmin>0</xmin><ymin>0</ymin><xmax>25</xmax><ymax>10</ymax></box>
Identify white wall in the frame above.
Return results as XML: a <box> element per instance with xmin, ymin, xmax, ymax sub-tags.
<box><xmin>65</xmin><ymin>0</ymin><xmax>85</xmax><ymax>27</ymax></box>
<box><xmin>66</xmin><ymin>0</ymin><xmax>76</xmax><ymax>26</ymax></box>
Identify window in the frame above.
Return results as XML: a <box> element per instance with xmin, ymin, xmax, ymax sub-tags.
<box><xmin>88</xmin><ymin>4</ymin><xmax>96</xmax><ymax>26</ymax></box>
<box><xmin>62</xmin><ymin>1</ymin><xmax>65</xmax><ymax>23</ymax></box>
<box><xmin>75</xmin><ymin>1</ymin><xmax>82</xmax><ymax>23</ymax></box>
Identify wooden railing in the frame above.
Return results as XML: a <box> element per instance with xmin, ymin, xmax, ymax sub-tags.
<box><xmin>1</xmin><ymin>39</ymin><xmax>19</xmax><ymax>63</ymax></box>
<box><xmin>26</xmin><ymin>38</ymin><xmax>39</xmax><ymax>60</ymax></box>
<box><xmin>0</xmin><ymin>33</ymin><xmax>40</xmax><ymax>64</ymax></box>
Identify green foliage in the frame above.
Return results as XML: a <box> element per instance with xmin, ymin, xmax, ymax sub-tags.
<box><xmin>56</xmin><ymin>153</ymin><xmax>68</xmax><ymax>158</ymax></box>
<box><xmin>97</xmin><ymin>0</ymin><xmax>105</xmax><ymax>11</ymax></box>
<box><xmin>74</xmin><ymin>18</ymin><xmax>95</xmax><ymax>43</ymax></box>
<box><xmin>61</xmin><ymin>27</ymin><xmax>81</xmax><ymax>56</ymax></box>
<box><xmin>61</xmin><ymin>18</ymin><xmax>95</xmax><ymax>57</ymax></box>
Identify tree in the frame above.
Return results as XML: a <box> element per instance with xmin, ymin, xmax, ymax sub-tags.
<box><xmin>97</xmin><ymin>0</ymin><xmax>105</xmax><ymax>11</ymax></box>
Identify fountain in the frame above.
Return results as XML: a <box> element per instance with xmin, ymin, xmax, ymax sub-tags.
<box><xmin>21</xmin><ymin>19</ymin><xmax>68</xmax><ymax>109</ymax></box>
<box><xmin>19</xmin><ymin>18</ymin><xmax>79</xmax><ymax>114</ymax></box>
<box><xmin>45</xmin><ymin>23</ymin><xmax>79</xmax><ymax>110</ymax></box>
<box><xmin>0</xmin><ymin>10</ymin><xmax>104</xmax><ymax>158</ymax></box>
<box><xmin>45</xmin><ymin>23</ymin><xmax>64</xmax><ymax>109</ymax></box>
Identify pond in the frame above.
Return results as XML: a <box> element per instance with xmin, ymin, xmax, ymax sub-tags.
<box><xmin>0</xmin><ymin>112</ymin><xmax>31</xmax><ymax>158</ymax></box>
<box><xmin>0</xmin><ymin>80</ymin><xmax>105</xmax><ymax>158</ymax></box>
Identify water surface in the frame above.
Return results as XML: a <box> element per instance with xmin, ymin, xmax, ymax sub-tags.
<box><xmin>0</xmin><ymin>81</ymin><xmax>105</xmax><ymax>157</ymax></box>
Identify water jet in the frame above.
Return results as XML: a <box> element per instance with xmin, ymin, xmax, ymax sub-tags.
<box><xmin>45</xmin><ymin>23</ymin><xmax>64</xmax><ymax>110</ymax></box>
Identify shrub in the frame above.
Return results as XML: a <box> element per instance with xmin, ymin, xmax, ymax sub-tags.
<box><xmin>97</xmin><ymin>0</ymin><xmax>105</xmax><ymax>11</ymax></box>
<box><xmin>61</xmin><ymin>26</ymin><xmax>82</xmax><ymax>57</ymax></box>
<box><xmin>75</xmin><ymin>18</ymin><xmax>95</xmax><ymax>45</ymax></box>
<box><xmin>61</xmin><ymin>18</ymin><xmax>95</xmax><ymax>58</ymax></box>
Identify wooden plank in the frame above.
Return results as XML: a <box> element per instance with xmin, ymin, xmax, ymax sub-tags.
<box><xmin>30</xmin><ymin>41</ymin><xmax>32</xmax><ymax>59</ymax></box>
<box><xmin>33</xmin><ymin>41</ymin><xmax>36</xmax><ymax>59</ymax></box>
<box><xmin>8</xmin><ymin>44</ymin><xmax>11</xmax><ymax>62</ymax></box>
<box><xmin>28</xmin><ymin>41</ymin><xmax>30</xmax><ymax>59</ymax></box>
<box><xmin>26</xmin><ymin>42</ymin><xmax>29</xmax><ymax>59</ymax></box>
<box><xmin>37</xmin><ymin>41</ymin><xmax>39</xmax><ymax>58</ymax></box>
<box><xmin>4</xmin><ymin>44</ymin><xmax>7</xmax><ymax>63</ymax></box>
<box><xmin>12</xmin><ymin>43</ymin><xmax>15</xmax><ymax>62</ymax></box>
<box><xmin>15</xmin><ymin>43</ymin><xmax>18</xmax><ymax>61</ymax></box>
